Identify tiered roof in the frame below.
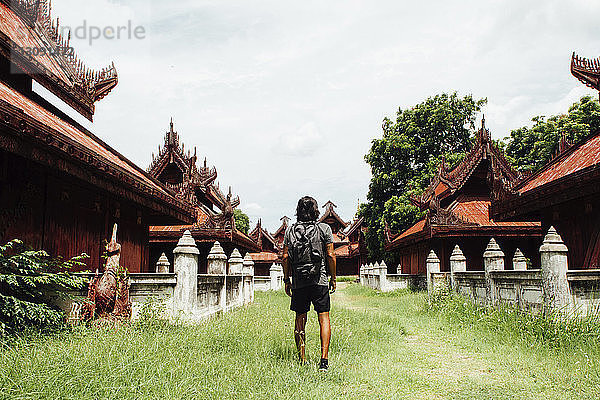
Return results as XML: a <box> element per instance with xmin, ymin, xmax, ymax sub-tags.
<box><xmin>250</xmin><ymin>219</ymin><xmax>279</xmax><ymax>252</ymax></box>
<box><xmin>387</xmin><ymin>119</ymin><xmax>540</xmax><ymax>250</ymax></box>
<box><xmin>0</xmin><ymin>0</ymin><xmax>118</xmax><ymax>120</ymax></box>
<box><xmin>148</xmin><ymin>120</ymin><xmax>240</xmax><ymax>219</ymax></box>
<box><xmin>571</xmin><ymin>52</ymin><xmax>600</xmax><ymax>96</ymax></box>
<box><xmin>0</xmin><ymin>14</ymin><xmax>192</xmax><ymax>224</ymax></box>
<box><xmin>148</xmin><ymin>120</ymin><xmax>259</xmax><ymax>251</ymax></box>
<box><xmin>272</xmin><ymin>216</ymin><xmax>290</xmax><ymax>247</ymax></box>
<box><xmin>319</xmin><ymin>200</ymin><xmax>349</xmax><ymax>234</ymax></box>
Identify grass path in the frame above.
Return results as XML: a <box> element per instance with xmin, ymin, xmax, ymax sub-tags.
<box><xmin>1</xmin><ymin>284</ymin><xmax>598</xmax><ymax>399</ymax></box>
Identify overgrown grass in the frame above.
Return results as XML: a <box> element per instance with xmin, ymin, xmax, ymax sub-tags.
<box><xmin>1</xmin><ymin>285</ymin><xmax>599</xmax><ymax>399</ymax></box>
<box><xmin>336</xmin><ymin>275</ymin><xmax>358</xmax><ymax>282</ymax></box>
<box><xmin>427</xmin><ymin>290</ymin><xmax>600</xmax><ymax>350</ymax></box>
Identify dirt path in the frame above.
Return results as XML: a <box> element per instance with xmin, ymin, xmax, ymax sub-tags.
<box><xmin>333</xmin><ymin>283</ymin><xmax>497</xmax><ymax>387</ymax></box>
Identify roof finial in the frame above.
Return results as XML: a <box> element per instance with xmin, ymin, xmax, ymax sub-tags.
<box><xmin>170</xmin><ymin>117</ymin><xmax>174</xmax><ymax>132</ymax></box>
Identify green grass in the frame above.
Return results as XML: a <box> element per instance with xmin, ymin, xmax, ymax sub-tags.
<box><xmin>1</xmin><ymin>283</ymin><xmax>599</xmax><ymax>399</ymax></box>
<box><xmin>336</xmin><ymin>275</ymin><xmax>357</xmax><ymax>282</ymax></box>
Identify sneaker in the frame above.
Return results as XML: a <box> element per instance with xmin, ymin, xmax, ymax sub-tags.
<box><xmin>319</xmin><ymin>358</ymin><xmax>328</xmax><ymax>372</ymax></box>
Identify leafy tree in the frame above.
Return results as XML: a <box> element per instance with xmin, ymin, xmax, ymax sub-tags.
<box><xmin>0</xmin><ymin>240</ymin><xmax>88</xmax><ymax>337</ymax></box>
<box><xmin>505</xmin><ymin>96</ymin><xmax>600</xmax><ymax>173</ymax></box>
<box><xmin>361</xmin><ymin>93</ymin><xmax>486</xmax><ymax>261</ymax></box>
<box><xmin>233</xmin><ymin>208</ymin><xmax>250</xmax><ymax>235</ymax></box>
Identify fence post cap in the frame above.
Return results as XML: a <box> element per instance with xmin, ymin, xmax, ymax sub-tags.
<box><xmin>483</xmin><ymin>238</ymin><xmax>504</xmax><ymax>258</ymax></box>
<box><xmin>539</xmin><ymin>226</ymin><xmax>568</xmax><ymax>253</ymax></box>
<box><xmin>174</xmin><ymin>230</ymin><xmax>200</xmax><ymax>255</ymax></box>
<box><xmin>450</xmin><ymin>245</ymin><xmax>466</xmax><ymax>261</ymax></box>
<box><xmin>207</xmin><ymin>241</ymin><xmax>226</xmax><ymax>260</ymax></box>
<box><xmin>426</xmin><ymin>250</ymin><xmax>440</xmax><ymax>263</ymax></box>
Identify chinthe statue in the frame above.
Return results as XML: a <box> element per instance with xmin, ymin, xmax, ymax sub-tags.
<box><xmin>84</xmin><ymin>224</ymin><xmax>131</xmax><ymax>324</ymax></box>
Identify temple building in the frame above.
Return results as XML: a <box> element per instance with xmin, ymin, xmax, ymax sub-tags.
<box><xmin>147</xmin><ymin>121</ymin><xmax>259</xmax><ymax>272</ymax></box>
<box><xmin>249</xmin><ymin>219</ymin><xmax>281</xmax><ymax>276</ymax></box>
<box><xmin>0</xmin><ymin>0</ymin><xmax>194</xmax><ymax>272</ymax></box>
<box><xmin>492</xmin><ymin>52</ymin><xmax>600</xmax><ymax>269</ymax></box>
<box><xmin>385</xmin><ymin>120</ymin><xmax>542</xmax><ymax>274</ymax></box>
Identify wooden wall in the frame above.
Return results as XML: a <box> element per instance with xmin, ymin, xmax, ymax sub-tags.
<box><xmin>540</xmin><ymin>194</ymin><xmax>600</xmax><ymax>269</ymax></box>
<box><xmin>0</xmin><ymin>149</ymin><xmax>150</xmax><ymax>273</ymax></box>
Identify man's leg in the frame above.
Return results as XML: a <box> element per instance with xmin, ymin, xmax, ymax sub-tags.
<box><xmin>295</xmin><ymin>312</ymin><xmax>307</xmax><ymax>362</ymax></box>
<box><xmin>318</xmin><ymin>311</ymin><xmax>331</xmax><ymax>360</ymax></box>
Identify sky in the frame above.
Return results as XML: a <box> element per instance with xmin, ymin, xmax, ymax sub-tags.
<box><xmin>42</xmin><ymin>0</ymin><xmax>600</xmax><ymax>232</ymax></box>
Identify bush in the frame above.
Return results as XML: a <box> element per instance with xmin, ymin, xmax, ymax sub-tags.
<box><xmin>0</xmin><ymin>239</ymin><xmax>88</xmax><ymax>337</ymax></box>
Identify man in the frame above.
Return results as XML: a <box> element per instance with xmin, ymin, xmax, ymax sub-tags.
<box><xmin>282</xmin><ymin>196</ymin><xmax>336</xmax><ymax>372</ymax></box>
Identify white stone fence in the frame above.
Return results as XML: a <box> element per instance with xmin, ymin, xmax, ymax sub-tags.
<box><xmin>69</xmin><ymin>230</ymin><xmax>255</xmax><ymax>323</ymax></box>
<box><xmin>360</xmin><ymin>262</ymin><xmax>426</xmax><ymax>292</ymax></box>
<box><xmin>427</xmin><ymin>227</ymin><xmax>600</xmax><ymax>315</ymax></box>
<box><xmin>254</xmin><ymin>263</ymin><xmax>284</xmax><ymax>291</ymax></box>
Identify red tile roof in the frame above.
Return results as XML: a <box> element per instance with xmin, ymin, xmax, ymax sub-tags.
<box><xmin>451</xmin><ymin>197</ymin><xmax>539</xmax><ymax>227</ymax></box>
<box><xmin>0</xmin><ymin>80</ymin><xmax>172</xmax><ymax>197</ymax></box>
<box><xmin>518</xmin><ymin>133</ymin><xmax>600</xmax><ymax>193</ymax></box>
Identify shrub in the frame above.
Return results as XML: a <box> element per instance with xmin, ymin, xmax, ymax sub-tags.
<box><xmin>0</xmin><ymin>239</ymin><xmax>88</xmax><ymax>337</ymax></box>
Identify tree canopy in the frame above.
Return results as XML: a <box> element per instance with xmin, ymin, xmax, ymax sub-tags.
<box><xmin>505</xmin><ymin>95</ymin><xmax>600</xmax><ymax>172</ymax></box>
<box><xmin>360</xmin><ymin>93</ymin><xmax>486</xmax><ymax>261</ymax></box>
<box><xmin>233</xmin><ymin>209</ymin><xmax>250</xmax><ymax>235</ymax></box>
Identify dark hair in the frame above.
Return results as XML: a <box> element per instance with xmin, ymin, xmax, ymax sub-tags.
<box><xmin>296</xmin><ymin>196</ymin><xmax>319</xmax><ymax>222</ymax></box>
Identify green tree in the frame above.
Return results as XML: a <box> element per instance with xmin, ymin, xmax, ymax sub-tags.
<box><xmin>233</xmin><ymin>208</ymin><xmax>250</xmax><ymax>235</ymax></box>
<box><xmin>361</xmin><ymin>93</ymin><xmax>486</xmax><ymax>261</ymax></box>
<box><xmin>505</xmin><ymin>96</ymin><xmax>600</xmax><ymax>173</ymax></box>
<box><xmin>0</xmin><ymin>240</ymin><xmax>87</xmax><ymax>337</ymax></box>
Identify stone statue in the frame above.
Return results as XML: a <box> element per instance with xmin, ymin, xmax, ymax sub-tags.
<box><xmin>84</xmin><ymin>223</ymin><xmax>131</xmax><ymax>323</ymax></box>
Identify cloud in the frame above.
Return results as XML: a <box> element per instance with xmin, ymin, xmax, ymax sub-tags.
<box><xmin>276</xmin><ymin>122</ymin><xmax>325</xmax><ymax>157</ymax></box>
<box><xmin>43</xmin><ymin>0</ymin><xmax>600</xmax><ymax>231</ymax></box>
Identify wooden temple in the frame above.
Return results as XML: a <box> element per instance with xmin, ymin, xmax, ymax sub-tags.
<box><xmin>0</xmin><ymin>0</ymin><xmax>195</xmax><ymax>272</ymax></box>
<box><xmin>386</xmin><ymin>119</ymin><xmax>542</xmax><ymax>274</ymax></box>
<box><xmin>248</xmin><ymin>218</ymin><xmax>281</xmax><ymax>276</ymax></box>
<box><xmin>491</xmin><ymin>52</ymin><xmax>600</xmax><ymax>269</ymax></box>
<box><xmin>147</xmin><ymin>120</ymin><xmax>259</xmax><ymax>272</ymax></box>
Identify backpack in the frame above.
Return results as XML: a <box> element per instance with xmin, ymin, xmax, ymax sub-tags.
<box><xmin>288</xmin><ymin>222</ymin><xmax>324</xmax><ymax>283</ymax></box>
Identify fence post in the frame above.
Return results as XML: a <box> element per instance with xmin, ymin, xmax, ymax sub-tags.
<box><xmin>378</xmin><ymin>261</ymin><xmax>388</xmax><ymax>291</ymax></box>
<box><xmin>359</xmin><ymin>264</ymin><xmax>364</xmax><ymax>285</ymax></box>
<box><xmin>512</xmin><ymin>248</ymin><xmax>527</xmax><ymax>271</ymax></box>
<box><xmin>207</xmin><ymin>241</ymin><xmax>227</xmax><ymax>312</ymax></box>
<box><xmin>483</xmin><ymin>238</ymin><xmax>504</xmax><ymax>306</ymax></box>
<box><xmin>540</xmin><ymin>226</ymin><xmax>570</xmax><ymax>312</ymax></box>
<box><xmin>426</xmin><ymin>250</ymin><xmax>440</xmax><ymax>297</ymax></box>
<box><xmin>270</xmin><ymin>263</ymin><xmax>282</xmax><ymax>290</ymax></box>
<box><xmin>173</xmin><ymin>230</ymin><xmax>199</xmax><ymax>314</ymax></box>
<box><xmin>228</xmin><ymin>248</ymin><xmax>243</xmax><ymax>275</ymax></box>
<box><xmin>156</xmin><ymin>252</ymin><xmax>170</xmax><ymax>273</ymax></box>
<box><xmin>449</xmin><ymin>245</ymin><xmax>466</xmax><ymax>291</ymax></box>
<box><xmin>243</xmin><ymin>253</ymin><xmax>255</xmax><ymax>304</ymax></box>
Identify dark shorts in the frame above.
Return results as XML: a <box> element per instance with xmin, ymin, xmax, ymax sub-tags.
<box><xmin>290</xmin><ymin>284</ymin><xmax>330</xmax><ymax>314</ymax></box>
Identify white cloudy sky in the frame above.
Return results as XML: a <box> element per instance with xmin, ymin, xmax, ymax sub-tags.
<box><xmin>44</xmin><ymin>0</ymin><xmax>599</xmax><ymax>231</ymax></box>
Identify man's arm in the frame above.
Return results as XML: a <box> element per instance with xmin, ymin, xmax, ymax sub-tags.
<box><xmin>282</xmin><ymin>245</ymin><xmax>292</xmax><ymax>297</ymax></box>
<box><xmin>326</xmin><ymin>243</ymin><xmax>336</xmax><ymax>293</ymax></box>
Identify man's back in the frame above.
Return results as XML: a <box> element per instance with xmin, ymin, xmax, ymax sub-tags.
<box><xmin>284</xmin><ymin>221</ymin><xmax>333</xmax><ymax>289</ymax></box>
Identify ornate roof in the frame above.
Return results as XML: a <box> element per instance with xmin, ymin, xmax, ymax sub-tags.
<box><xmin>0</xmin><ymin>0</ymin><xmax>118</xmax><ymax>120</ymax></box>
<box><xmin>571</xmin><ymin>52</ymin><xmax>600</xmax><ymax>96</ymax></box>
<box><xmin>319</xmin><ymin>200</ymin><xmax>349</xmax><ymax>232</ymax></box>
<box><xmin>148</xmin><ymin>120</ymin><xmax>240</xmax><ymax>219</ymax></box>
<box><xmin>250</xmin><ymin>219</ymin><xmax>279</xmax><ymax>252</ymax></box>
<box><xmin>387</xmin><ymin>118</ymin><xmax>539</xmax><ymax>250</ymax></box>
<box><xmin>0</xmin><ymin>79</ymin><xmax>194</xmax><ymax>223</ymax></box>
<box><xmin>412</xmin><ymin>118</ymin><xmax>522</xmax><ymax>209</ymax></box>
